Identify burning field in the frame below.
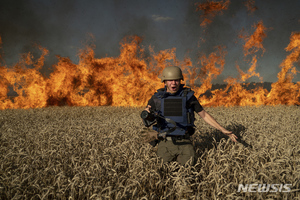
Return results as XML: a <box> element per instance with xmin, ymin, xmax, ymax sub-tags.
<box><xmin>0</xmin><ymin>9</ymin><xmax>299</xmax><ymax>109</ymax></box>
<box><xmin>0</xmin><ymin>0</ymin><xmax>300</xmax><ymax>199</ymax></box>
<box><xmin>0</xmin><ymin>28</ymin><xmax>299</xmax><ymax>109</ymax></box>
<box><xmin>0</xmin><ymin>105</ymin><xmax>299</xmax><ymax>199</ymax></box>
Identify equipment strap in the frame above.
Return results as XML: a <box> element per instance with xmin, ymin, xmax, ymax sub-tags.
<box><xmin>156</xmin><ymin>115</ymin><xmax>177</xmax><ymax>138</ymax></box>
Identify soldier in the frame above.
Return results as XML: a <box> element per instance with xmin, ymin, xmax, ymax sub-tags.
<box><xmin>142</xmin><ymin>66</ymin><xmax>237</xmax><ymax>166</ymax></box>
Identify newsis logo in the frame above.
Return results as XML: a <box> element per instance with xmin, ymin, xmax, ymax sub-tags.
<box><xmin>238</xmin><ymin>184</ymin><xmax>292</xmax><ymax>193</ymax></box>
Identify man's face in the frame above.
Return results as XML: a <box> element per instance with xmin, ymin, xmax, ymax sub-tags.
<box><xmin>165</xmin><ymin>79</ymin><xmax>181</xmax><ymax>94</ymax></box>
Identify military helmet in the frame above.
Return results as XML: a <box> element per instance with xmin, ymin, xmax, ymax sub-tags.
<box><xmin>161</xmin><ymin>66</ymin><xmax>184</xmax><ymax>82</ymax></box>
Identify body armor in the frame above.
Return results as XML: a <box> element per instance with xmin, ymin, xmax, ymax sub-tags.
<box><xmin>152</xmin><ymin>85</ymin><xmax>195</xmax><ymax>136</ymax></box>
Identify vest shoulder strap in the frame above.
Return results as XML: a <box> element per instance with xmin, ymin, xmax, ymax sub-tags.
<box><xmin>154</xmin><ymin>88</ymin><xmax>165</xmax><ymax>98</ymax></box>
<box><xmin>151</xmin><ymin>95</ymin><xmax>161</xmax><ymax>111</ymax></box>
<box><xmin>182</xmin><ymin>87</ymin><xmax>194</xmax><ymax>99</ymax></box>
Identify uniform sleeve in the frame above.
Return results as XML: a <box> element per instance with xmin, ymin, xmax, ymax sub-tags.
<box><xmin>187</xmin><ymin>95</ymin><xmax>204</xmax><ymax>113</ymax></box>
<box><xmin>147</xmin><ymin>96</ymin><xmax>157</xmax><ymax>111</ymax></box>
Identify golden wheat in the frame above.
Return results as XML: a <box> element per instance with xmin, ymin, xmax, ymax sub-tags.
<box><xmin>0</xmin><ymin>105</ymin><xmax>299</xmax><ymax>199</ymax></box>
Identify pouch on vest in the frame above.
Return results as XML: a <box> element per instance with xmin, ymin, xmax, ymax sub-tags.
<box><xmin>152</xmin><ymin>87</ymin><xmax>195</xmax><ymax>136</ymax></box>
<box><xmin>161</xmin><ymin>96</ymin><xmax>187</xmax><ymax>135</ymax></box>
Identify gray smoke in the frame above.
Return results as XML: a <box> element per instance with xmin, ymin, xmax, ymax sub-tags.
<box><xmin>0</xmin><ymin>0</ymin><xmax>299</xmax><ymax>82</ymax></box>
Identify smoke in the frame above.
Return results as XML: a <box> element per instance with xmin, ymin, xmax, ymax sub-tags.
<box><xmin>0</xmin><ymin>0</ymin><xmax>299</xmax><ymax>82</ymax></box>
<box><xmin>192</xmin><ymin>0</ymin><xmax>300</xmax><ymax>82</ymax></box>
<box><xmin>0</xmin><ymin>0</ymin><xmax>79</xmax><ymax>76</ymax></box>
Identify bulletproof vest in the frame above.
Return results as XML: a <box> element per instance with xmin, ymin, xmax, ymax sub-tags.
<box><xmin>152</xmin><ymin>85</ymin><xmax>195</xmax><ymax>136</ymax></box>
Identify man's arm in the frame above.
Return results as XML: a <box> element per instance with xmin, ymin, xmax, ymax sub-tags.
<box><xmin>198</xmin><ymin>110</ymin><xmax>238</xmax><ymax>142</ymax></box>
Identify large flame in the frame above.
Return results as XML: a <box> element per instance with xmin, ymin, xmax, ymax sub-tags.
<box><xmin>0</xmin><ymin>1</ymin><xmax>299</xmax><ymax>109</ymax></box>
<box><xmin>196</xmin><ymin>21</ymin><xmax>299</xmax><ymax>107</ymax></box>
<box><xmin>0</xmin><ymin>31</ymin><xmax>299</xmax><ymax>109</ymax></box>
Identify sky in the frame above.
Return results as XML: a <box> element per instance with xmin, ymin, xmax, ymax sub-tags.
<box><xmin>0</xmin><ymin>0</ymin><xmax>299</xmax><ymax>83</ymax></box>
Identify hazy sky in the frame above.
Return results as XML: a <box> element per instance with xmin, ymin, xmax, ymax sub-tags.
<box><xmin>0</xmin><ymin>0</ymin><xmax>299</xmax><ymax>83</ymax></box>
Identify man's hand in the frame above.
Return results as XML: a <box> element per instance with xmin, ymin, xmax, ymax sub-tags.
<box><xmin>198</xmin><ymin>110</ymin><xmax>238</xmax><ymax>143</ymax></box>
<box><xmin>145</xmin><ymin>105</ymin><xmax>151</xmax><ymax>113</ymax></box>
<box><xmin>222</xmin><ymin>130</ymin><xmax>238</xmax><ymax>143</ymax></box>
<box><xmin>140</xmin><ymin>127</ymin><xmax>158</xmax><ymax>143</ymax></box>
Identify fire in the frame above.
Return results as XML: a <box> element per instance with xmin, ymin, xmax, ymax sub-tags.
<box><xmin>237</xmin><ymin>21</ymin><xmax>266</xmax><ymax>83</ymax></box>
<box><xmin>46</xmin><ymin>36</ymin><xmax>164</xmax><ymax>107</ymax></box>
<box><xmin>194</xmin><ymin>21</ymin><xmax>299</xmax><ymax>107</ymax></box>
<box><xmin>239</xmin><ymin>21</ymin><xmax>267</xmax><ymax>56</ymax></box>
<box><xmin>0</xmin><ymin>1</ymin><xmax>299</xmax><ymax>109</ymax></box>
<box><xmin>244</xmin><ymin>0</ymin><xmax>258</xmax><ymax>14</ymax></box>
<box><xmin>266</xmin><ymin>32</ymin><xmax>300</xmax><ymax>105</ymax></box>
<box><xmin>0</xmin><ymin>36</ymin><xmax>166</xmax><ymax>109</ymax></box>
<box><xmin>184</xmin><ymin>46</ymin><xmax>227</xmax><ymax>98</ymax></box>
<box><xmin>0</xmin><ymin>30</ymin><xmax>299</xmax><ymax>109</ymax></box>
<box><xmin>195</xmin><ymin>0</ymin><xmax>230</xmax><ymax>27</ymax></box>
<box><xmin>0</xmin><ymin>45</ymin><xmax>49</xmax><ymax>109</ymax></box>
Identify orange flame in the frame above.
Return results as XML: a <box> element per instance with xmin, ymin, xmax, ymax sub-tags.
<box><xmin>237</xmin><ymin>21</ymin><xmax>267</xmax><ymax>82</ymax></box>
<box><xmin>195</xmin><ymin>0</ymin><xmax>230</xmax><ymax>27</ymax></box>
<box><xmin>184</xmin><ymin>46</ymin><xmax>227</xmax><ymax>97</ymax></box>
<box><xmin>196</xmin><ymin>22</ymin><xmax>299</xmax><ymax>107</ymax></box>
<box><xmin>1</xmin><ymin>45</ymin><xmax>49</xmax><ymax>109</ymax></box>
<box><xmin>266</xmin><ymin>32</ymin><xmax>300</xmax><ymax>105</ymax></box>
<box><xmin>0</xmin><ymin>29</ymin><xmax>299</xmax><ymax>109</ymax></box>
<box><xmin>244</xmin><ymin>0</ymin><xmax>257</xmax><ymax>14</ymax></box>
<box><xmin>239</xmin><ymin>21</ymin><xmax>267</xmax><ymax>56</ymax></box>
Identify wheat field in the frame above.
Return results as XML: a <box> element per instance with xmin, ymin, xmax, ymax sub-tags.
<box><xmin>0</xmin><ymin>105</ymin><xmax>299</xmax><ymax>199</ymax></box>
